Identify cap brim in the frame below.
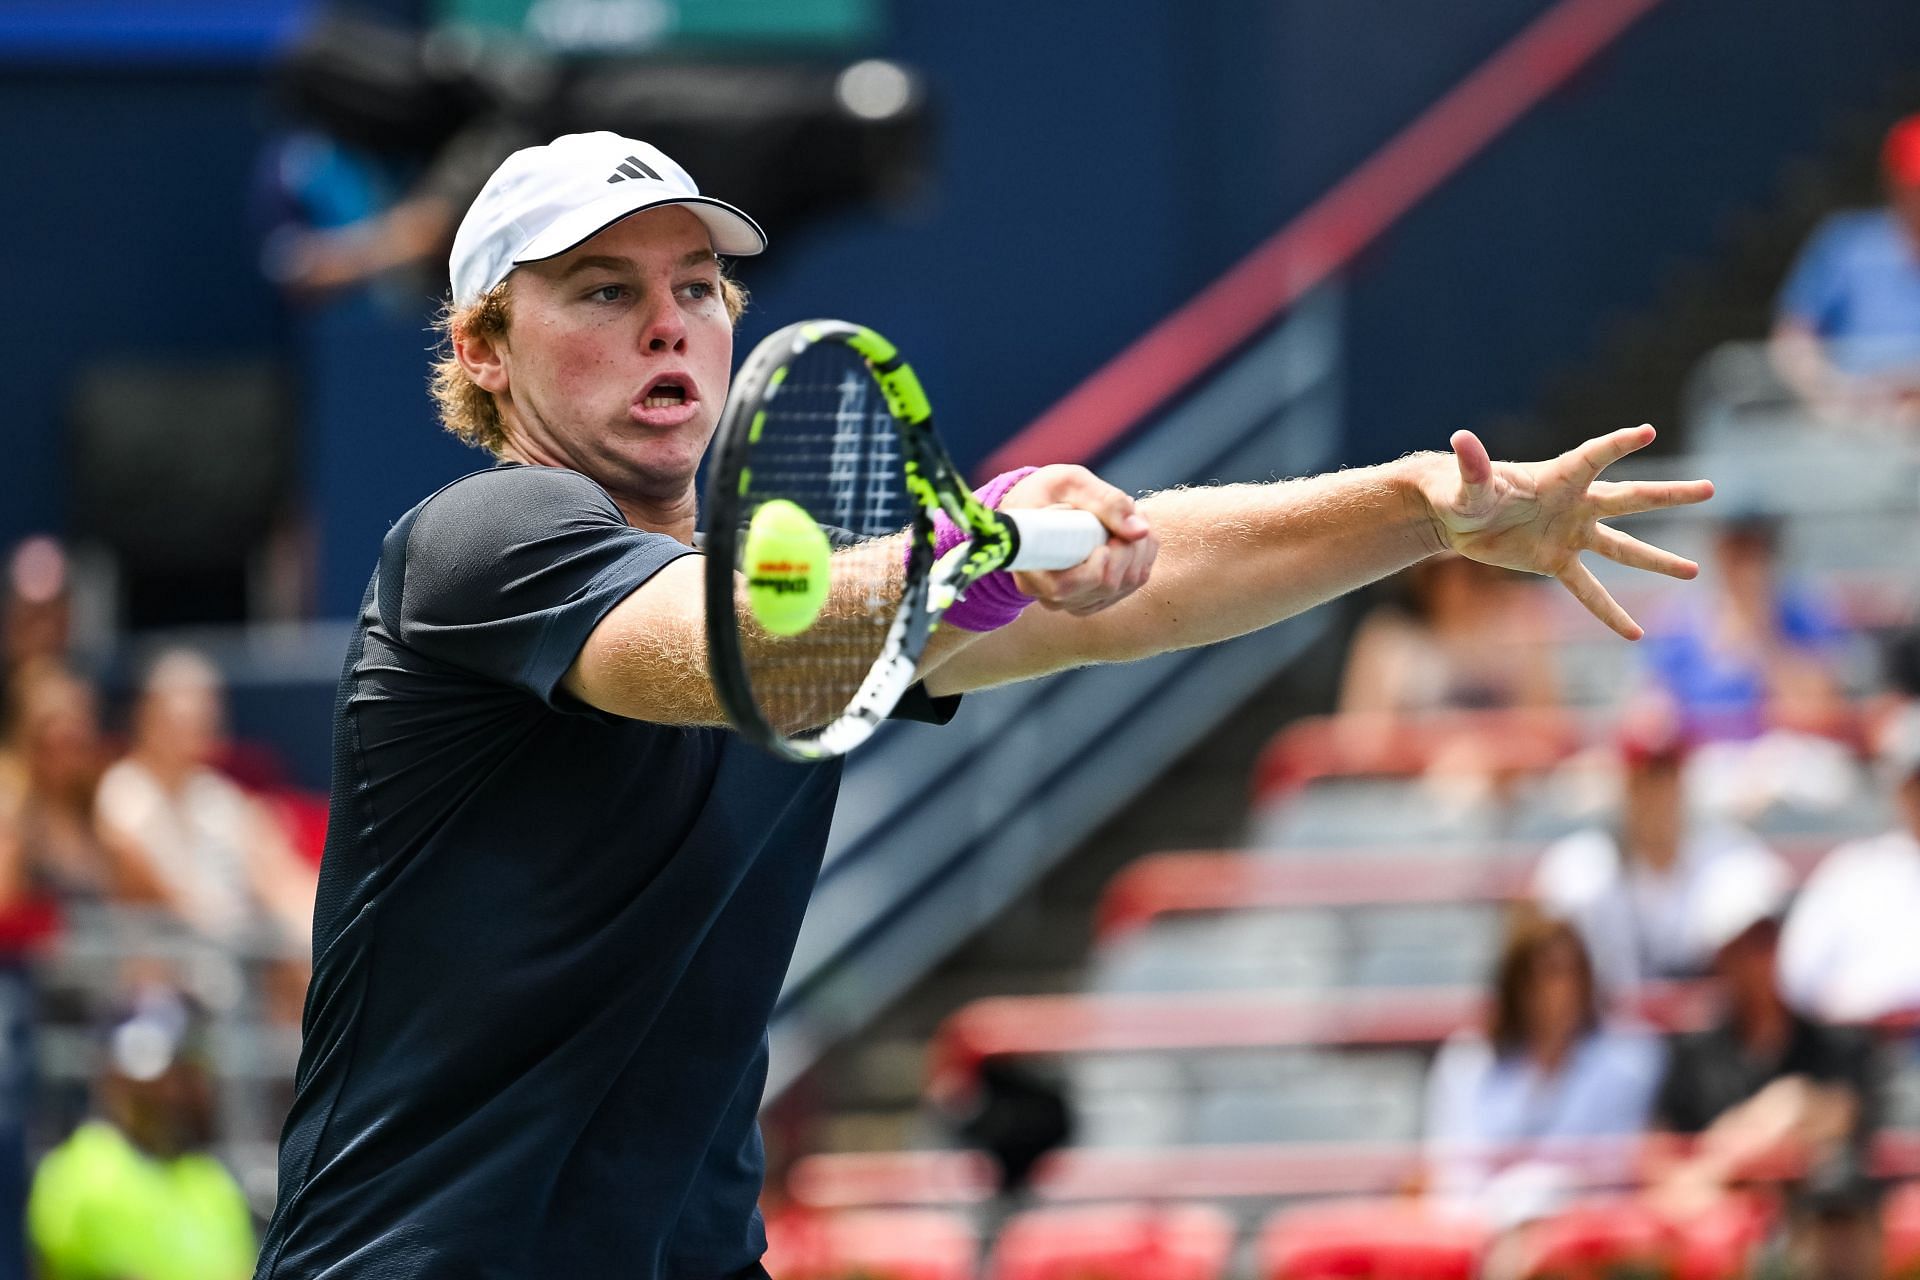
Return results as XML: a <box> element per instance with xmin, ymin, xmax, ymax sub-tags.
<box><xmin>514</xmin><ymin>187</ymin><xmax>767</xmax><ymax>266</ymax></box>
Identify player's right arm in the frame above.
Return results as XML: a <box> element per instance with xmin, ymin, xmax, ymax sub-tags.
<box><xmin>397</xmin><ymin>464</ymin><xmax>1144</xmax><ymax>729</ymax></box>
<box><xmin>559</xmin><ymin>555</ymin><xmax>720</xmax><ymax>724</ymax></box>
<box><xmin>563</xmin><ymin>472</ymin><xmax>1152</xmax><ymax>726</ymax></box>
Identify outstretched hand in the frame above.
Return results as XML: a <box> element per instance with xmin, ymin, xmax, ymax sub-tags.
<box><xmin>1417</xmin><ymin>424</ymin><xmax>1714</xmax><ymax>640</ymax></box>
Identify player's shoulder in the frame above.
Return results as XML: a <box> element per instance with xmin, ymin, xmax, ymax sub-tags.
<box><xmin>416</xmin><ymin>462</ymin><xmax>618</xmax><ymax>520</ymax></box>
<box><xmin>392</xmin><ymin>463</ymin><xmax>622</xmax><ymax>553</ymax></box>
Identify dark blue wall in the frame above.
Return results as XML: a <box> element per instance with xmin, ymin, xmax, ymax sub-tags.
<box><xmin>0</xmin><ymin>68</ymin><xmax>288</xmax><ymax>544</ymax></box>
<box><xmin>1338</xmin><ymin>0</ymin><xmax>1920</xmax><ymax>466</ymax></box>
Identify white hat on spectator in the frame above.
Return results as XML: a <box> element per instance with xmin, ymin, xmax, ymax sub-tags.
<box><xmin>1691</xmin><ymin>844</ymin><xmax>1793</xmax><ymax>957</ymax></box>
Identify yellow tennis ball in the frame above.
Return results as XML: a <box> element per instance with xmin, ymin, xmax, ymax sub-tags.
<box><xmin>744</xmin><ymin>499</ymin><xmax>832</xmax><ymax>636</ymax></box>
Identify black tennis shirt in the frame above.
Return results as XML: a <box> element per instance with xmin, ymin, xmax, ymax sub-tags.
<box><xmin>257</xmin><ymin>463</ymin><xmax>954</xmax><ymax>1280</ymax></box>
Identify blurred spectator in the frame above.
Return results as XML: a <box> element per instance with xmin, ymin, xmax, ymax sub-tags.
<box><xmin>0</xmin><ymin>663</ymin><xmax>146</xmax><ymax>912</ymax></box>
<box><xmin>26</xmin><ymin>988</ymin><xmax>254</xmax><ymax>1280</ymax></box>
<box><xmin>1778</xmin><ymin>704</ymin><xmax>1920</xmax><ymax>1020</ymax></box>
<box><xmin>260</xmin><ymin>12</ymin><xmax>927</xmax><ymax>300</ymax></box>
<box><xmin>1650</xmin><ymin>845</ymin><xmax>1879</xmax><ymax>1213</ymax></box>
<box><xmin>1752</xmin><ymin>1158</ymin><xmax>1885</xmax><ymax>1280</ymax></box>
<box><xmin>949</xmin><ymin>1058</ymin><xmax>1073</xmax><ymax>1197</ymax></box>
<box><xmin>1339</xmin><ymin>555</ymin><xmax>1559</xmax><ymax>718</ymax></box>
<box><xmin>94</xmin><ymin>651</ymin><xmax>314</xmax><ymax>967</ymax></box>
<box><xmin>1770</xmin><ymin>113</ymin><xmax>1920</xmax><ymax>428</ymax></box>
<box><xmin>1336</xmin><ymin>554</ymin><xmax>1559</xmax><ymax>807</ymax></box>
<box><xmin>1423</xmin><ymin>910</ymin><xmax>1665</xmax><ymax>1204</ymax></box>
<box><xmin>1533</xmin><ymin>699</ymin><xmax>1780</xmax><ymax>995</ymax></box>
<box><xmin>0</xmin><ymin>538</ymin><xmax>71</xmax><ymax>690</ymax></box>
<box><xmin>1640</xmin><ymin>514</ymin><xmax>1850</xmax><ymax>745</ymax></box>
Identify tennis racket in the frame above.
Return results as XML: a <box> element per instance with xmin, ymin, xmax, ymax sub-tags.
<box><xmin>704</xmin><ymin>319</ymin><xmax>1107</xmax><ymax>761</ymax></box>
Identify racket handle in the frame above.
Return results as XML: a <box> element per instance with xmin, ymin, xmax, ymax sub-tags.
<box><xmin>1003</xmin><ymin>509</ymin><xmax>1109</xmax><ymax>571</ymax></box>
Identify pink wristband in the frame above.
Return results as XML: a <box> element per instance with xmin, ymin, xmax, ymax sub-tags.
<box><xmin>930</xmin><ymin>466</ymin><xmax>1037</xmax><ymax>633</ymax></box>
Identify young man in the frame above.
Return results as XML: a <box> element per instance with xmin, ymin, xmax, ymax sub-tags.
<box><xmin>255</xmin><ymin>132</ymin><xmax>1711</xmax><ymax>1279</ymax></box>
<box><xmin>1771</xmin><ymin>113</ymin><xmax>1920</xmax><ymax>426</ymax></box>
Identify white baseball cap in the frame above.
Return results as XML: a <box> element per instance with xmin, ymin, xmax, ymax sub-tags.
<box><xmin>448</xmin><ymin>131</ymin><xmax>766</xmax><ymax>309</ymax></box>
<box><xmin>1691</xmin><ymin>844</ymin><xmax>1793</xmax><ymax>957</ymax></box>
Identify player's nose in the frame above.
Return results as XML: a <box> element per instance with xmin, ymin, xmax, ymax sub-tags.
<box><xmin>640</xmin><ymin>293</ymin><xmax>688</xmax><ymax>353</ymax></box>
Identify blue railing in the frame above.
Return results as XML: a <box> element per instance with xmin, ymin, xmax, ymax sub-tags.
<box><xmin>765</xmin><ymin>287</ymin><xmax>1348</xmax><ymax>1096</ymax></box>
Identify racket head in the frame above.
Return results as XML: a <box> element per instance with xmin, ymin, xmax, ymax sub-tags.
<box><xmin>705</xmin><ymin>319</ymin><xmax>959</xmax><ymax>760</ymax></box>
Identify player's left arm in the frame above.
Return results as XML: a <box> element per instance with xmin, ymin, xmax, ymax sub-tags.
<box><xmin>925</xmin><ymin>424</ymin><xmax>1712</xmax><ymax>695</ymax></box>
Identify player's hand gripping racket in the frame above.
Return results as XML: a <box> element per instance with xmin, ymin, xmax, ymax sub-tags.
<box><xmin>704</xmin><ymin>319</ymin><xmax>1106</xmax><ymax>761</ymax></box>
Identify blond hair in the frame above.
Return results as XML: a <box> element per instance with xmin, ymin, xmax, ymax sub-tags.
<box><xmin>428</xmin><ymin>271</ymin><xmax>750</xmax><ymax>457</ymax></box>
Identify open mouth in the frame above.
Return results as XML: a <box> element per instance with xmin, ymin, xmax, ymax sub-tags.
<box><xmin>641</xmin><ymin>382</ymin><xmax>688</xmax><ymax>409</ymax></box>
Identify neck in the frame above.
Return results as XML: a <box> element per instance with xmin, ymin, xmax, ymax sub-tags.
<box><xmin>498</xmin><ymin>440</ymin><xmax>699</xmax><ymax>545</ymax></box>
<box><xmin>1624</xmin><ymin>832</ymin><xmax>1677</xmax><ymax>874</ymax></box>
<box><xmin>1734</xmin><ymin>991</ymin><xmax>1791</xmax><ymax>1054</ymax></box>
<box><xmin>134</xmin><ymin>751</ymin><xmax>194</xmax><ymax>789</ymax></box>
<box><xmin>608</xmin><ymin>488</ymin><xmax>699</xmax><ymax>544</ymax></box>
<box><xmin>1530</xmin><ymin>1031</ymin><xmax>1574</xmax><ymax>1073</ymax></box>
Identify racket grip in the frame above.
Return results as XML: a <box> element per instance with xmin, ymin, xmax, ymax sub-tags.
<box><xmin>1003</xmin><ymin>509</ymin><xmax>1109</xmax><ymax>571</ymax></box>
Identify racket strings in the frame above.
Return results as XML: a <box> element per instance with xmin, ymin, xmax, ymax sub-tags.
<box><xmin>731</xmin><ymin>352</ymin><xmax>916</xmax><ymax>738</ymax></box>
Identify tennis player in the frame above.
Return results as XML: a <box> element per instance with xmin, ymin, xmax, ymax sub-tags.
<box><xmin>255</xmin><ymin>133</ymin><xmax>1710</xmax><ymax>1280</ymax></box>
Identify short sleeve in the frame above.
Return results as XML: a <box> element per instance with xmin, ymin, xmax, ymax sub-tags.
<box><xmin>891</xmin><ymin>683</ymin><xmax>962</xmax><ymax>725</ymax></box>
<box><xmin>382</xmin><ymin>465</ymin><xmax>696</xmax><ymax>706</ymax></box>
<box><xmin>1777</xmin><ymin>217</ymin><xmax>1851</xmax><ymax>335</ymax></box>
<box><xmin>1778</xmin><ymin>589</ymin><xmax>1848</xmax><ymax>652</ymax></box>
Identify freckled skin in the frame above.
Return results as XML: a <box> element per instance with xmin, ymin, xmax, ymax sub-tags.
<box><xmin>466</xmin><ymin>206</ymin><xmax>735</xmax><ymax>533</ymax></box>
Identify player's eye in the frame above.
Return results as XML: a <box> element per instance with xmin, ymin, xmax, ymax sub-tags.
<box><xmin>682</xmin><ymin>280</ymin><xmax>717</xmax><ymax>302</ymax></box>
<box><xmin>585</xmin><ymin>283</ymin><xmax>627</xmax><ymax>303</ymax></box>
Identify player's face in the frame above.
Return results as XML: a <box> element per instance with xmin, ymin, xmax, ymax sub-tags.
<box><xmin>498</xmin><ymin>207</ymin><xmax>734</xmax><ymax>509</ymax></box>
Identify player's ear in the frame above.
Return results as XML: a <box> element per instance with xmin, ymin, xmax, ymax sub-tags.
<box><xmin>455</xmin><ymin>321</ymin><xmax>510</xmax><ymax>395</ymax></box>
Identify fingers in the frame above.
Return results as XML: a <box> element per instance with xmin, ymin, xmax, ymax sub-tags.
<box><xmin>1002</xmin><ymin>464</ymin><xmax>1151</xmax><ymax>540</ymax></box>
<box><xmin>1589</xmin><ymin>477</ymin><xmax>1716</xmax><ymax>518</ymax></box>
<box><xmin>1012</xmin><ymin>530</ymin><xmax>1158</xmax><ymax>614</ymax></box>
<box><xmin>999</xmin><ymin>463</ymin><xmax>1156</xmax><ymax>615</ymax></box>
<box><xmin>1557</xmin><ymin>559</ymin><xmax>1643</xmax><ymax>641</ymax></box>
<box><xmin>1589</xmin><ymin>524</ymin><xmax>1698</xmax><ymax>580</ymax></box>
<box><xmin>1451</xmin><ymin>429</ymin><xmax>1494</xmax><ymax>493</ymax></box>
<box><xmin>1572</xmin><ymin>423</ymin><xmax>1658</xmax><ymax>482</ymax></box>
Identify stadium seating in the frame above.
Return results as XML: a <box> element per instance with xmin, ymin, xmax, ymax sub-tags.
<box><xmin>763</xmin><ymin>1208</ymin><xmax>978</xmax><ymax>1280</ymax></box>
<box><xmin>987</xmin><ymin>1203</ymin><xmax>1236</xmax><ymax>1280</ymax></box>
<box><xmin>1505</xmin><ymin>1198</ymin><xmax>1679</xmax><ymax>1279</ymax></box>
<box><xmin>1885</xmin><ymin>1179</ymin><xmax>1920</xmax><ymax>1276</ymax></box>
<box><xmin>1257</xmin><ymin>1198</ymin><xmax>1485</xmax><ymax>1279</ymax></box>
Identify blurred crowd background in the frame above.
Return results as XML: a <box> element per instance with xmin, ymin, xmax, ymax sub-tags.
<box><xmin>8</xmin><ymin>0</ymin><xmax>1920</xmax><ymax>1277</ymax></box>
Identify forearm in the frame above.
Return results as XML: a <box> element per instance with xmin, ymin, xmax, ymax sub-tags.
<box><xmin>925</xmin><ymin>455</ymin><xmax>1447</xmax><ymax>692</ymax></box>
<box><xmin>1108</xmin><ymin>458</ymin><xmax>1446</xmax><ymax>657</ymax></box>
<box><xmin>568</xmin><ymin>542</ymin><xmax>985</xmax><ymax>726</ymax></box>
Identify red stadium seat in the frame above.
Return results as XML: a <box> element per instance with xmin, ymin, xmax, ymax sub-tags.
<box><xmin>1883</xmin><ymin>1180</ymin><xmax>1920</xmax><ymax>1275</ymax></box>
<box><xmin>764</xmin><ymin>1208</ymin><xmax>978</xmax><ymax>1280</ymax></box>
<box><xmin>1669</xmin><ymin>1192</ymin><xmax>1772</xmax><ymax>1280</ymax></box>
<box><xmin>1257</xmin><ymin>1198</ymin><xmax>1485</xmax><ymax>1279</ymax></box>
<box><xmin>1511</xmin><ymin>1199</ymin><xmax>1676</xmax><ymax>1279</ymax></box>
<box><xmin>988</xmin><ymin>1202</ymin><xmax>1235</xmax><ymax>1280</ymax></box>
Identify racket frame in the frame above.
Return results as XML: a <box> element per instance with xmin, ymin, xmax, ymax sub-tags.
<box><xmin>705</xmin><ymin>319</ymin><xmax>1018</xmax><ymax>761</ymax></box>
